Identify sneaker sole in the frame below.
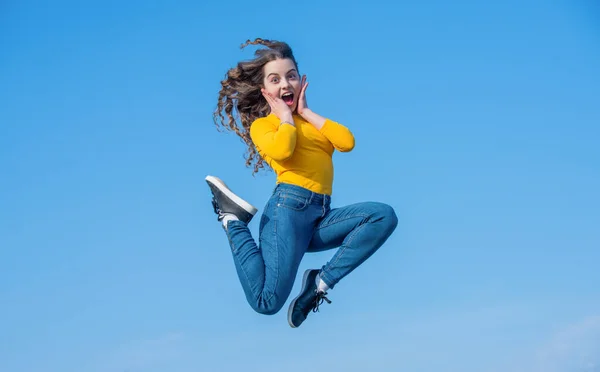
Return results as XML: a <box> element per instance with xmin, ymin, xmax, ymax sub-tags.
<box><xmin>287</xmin><ymin>269</ymin><xmax>313</xmax><ymax>328</ymax></box>
<box><xmin>205</xmin><ymin>175</ymin><xmax>258</xmax><ymax>215</ymax></box>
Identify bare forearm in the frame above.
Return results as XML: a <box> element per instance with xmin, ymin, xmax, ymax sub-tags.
<box><xmin>299</xmin><ymin>109</ymin><xmax>326</xmax><ymax>130</ymax></box>
<box><xmin>280</xmin><ymin>112</ymin><xmax>295</xmax><ymax>125</ymax></box>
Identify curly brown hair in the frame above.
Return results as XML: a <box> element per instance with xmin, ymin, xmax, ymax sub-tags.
<box><xmin>213</xmin><ymin>38</ymin><xmax>299</xmax><ymax>175</ymax></box>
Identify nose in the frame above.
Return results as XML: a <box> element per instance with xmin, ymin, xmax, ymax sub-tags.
<box><xmin>281</xmin><ymin>78</ymin><xmax>292</xmax><ymax>89</ymax></box>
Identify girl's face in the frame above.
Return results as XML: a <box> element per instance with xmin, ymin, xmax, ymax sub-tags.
<box><xmin>262</xmin><ymin>58</ymin><xmax>301</xmax><ymax>112</ymax></box>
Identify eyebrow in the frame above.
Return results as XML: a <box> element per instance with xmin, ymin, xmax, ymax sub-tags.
<box><xmin>267</xmin><ymin>69</ymin><xmax>297</xmax><ymax>78</ymax></box>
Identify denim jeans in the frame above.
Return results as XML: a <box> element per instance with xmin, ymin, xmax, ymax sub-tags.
<box><xmin>225</xmin><ymin>182</ymin><xmax>398</xmax><ymax>315</ymax></box>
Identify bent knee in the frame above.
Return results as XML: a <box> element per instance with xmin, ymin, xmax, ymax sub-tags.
<box><xmin>370</xmin><ymin>202</ymin><xmax>398</xmax><ymax>231</ymax></box>
<box><xmin>254</xmin><ymin>305</ymin><xmax>281</xmax><ymax>316</ymax></box>
<box><xmin>252</xmin><ymin>297</ymin><xmax>285</xmax><ymax>316</ymax></box>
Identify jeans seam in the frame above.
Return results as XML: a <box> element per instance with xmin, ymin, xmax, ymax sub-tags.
<box><xmin>278</xmin><ymin>195</ymin><xmax>309</xmax><ymax>212</ymax></box>
<box><xmin>318</xmin><ymin>270</ymin><xmax>335</xmax><ymax>289</ymax></box>
<box><xmin>321</xmin><ymin>217</ymin><xmax>371</xmax><ymax>285</ymax></box>
<box><xmin>263</xmin><ymin>201</ymin><xmax>279</xmax><ymax>304</ymax></box>
<box><xmin>226</xmin><ymin>225</ymin><xmax>260</xmax><ymax>301</ymax></box>
<box><xmin>315</xmin><ymin>214</ymin><xmax>370</xmax><ymax>231</ymax></box>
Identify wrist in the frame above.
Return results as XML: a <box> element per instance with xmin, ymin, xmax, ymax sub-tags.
<box><xmin>301</xmin><ymin>109</ymin><xmax>326</xmax><ymax>130</ymax></box>
<box><xmin>280</xmin><ymin>114</ymin><xmax>294</xmax><ymax>125</ymax></box>
<box><xmin>299</xmin><ymin>108</ymin><xmax>312</xmax><ymax>118</ymax></box>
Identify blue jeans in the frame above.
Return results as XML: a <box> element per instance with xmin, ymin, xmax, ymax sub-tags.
<box><xmin>225</xmin><ymin>183</ymin><xmax>398</xmax><ymax>315</ymax></box>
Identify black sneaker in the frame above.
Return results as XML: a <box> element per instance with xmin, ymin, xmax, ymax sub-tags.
<box><xmin>205</xmin><ymin>175</ymin><xmax>258</xmax><ymax>224</ymax></box>
<box><xmin>288</xmin><ymin>269</ymin><xmax>331</xmax><ymax>328</ymax></box>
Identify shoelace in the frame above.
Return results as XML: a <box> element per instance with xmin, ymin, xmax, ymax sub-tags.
<box><xmin>311</xmin><ymin>291</ymin><xmax>332</xmax><ymax>313</ymax></box>
<box><xmin>211</xmin><ymin>198</ymin><xmax>222</xmax><ymax>215</ymax></box>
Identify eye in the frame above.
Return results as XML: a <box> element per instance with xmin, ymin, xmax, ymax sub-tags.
<box><xmin>288</xmin><ymin>73</ymin><xmax>298</xmax><ymax>80</ymax></box>
<box><xmin>271</xmin><ymin>77</ymin><xmax>279</xmax><ymax>83</ymax></box>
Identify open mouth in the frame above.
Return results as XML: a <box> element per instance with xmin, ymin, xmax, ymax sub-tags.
<box><xmin>282</xmin><ymin>92</ymin><xmax>294</xmax><ymax>106</ymax></box>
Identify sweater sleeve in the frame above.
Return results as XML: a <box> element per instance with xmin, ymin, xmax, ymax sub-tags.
<box><xmin>319</xmin><ymin>118</ymin><xmax>355</xmax><ymax>152</ymax></box>
<box><xmin>250</xmin><ymin>118</ymin><xmax>297</xmax><ymax>161</ymax></box>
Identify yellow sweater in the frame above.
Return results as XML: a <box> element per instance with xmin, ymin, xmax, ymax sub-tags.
<box><xmin>250</xmin><ymin>113</ymin><xmax>355</xmax><ymax>195</ymax></box>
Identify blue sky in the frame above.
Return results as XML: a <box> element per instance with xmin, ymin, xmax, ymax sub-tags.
<box><xmin>1</xmin><ymin>0</ymin><xmax>599</xmax><ymax>371</ymax></box>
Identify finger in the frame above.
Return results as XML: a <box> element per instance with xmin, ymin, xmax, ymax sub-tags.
<box><xmin>261</xmin><ymin>90</ymin><xmax>274</xmax><ymax>103</ymax></box>
<box><xmin>300</xmin><ymin>81</ymin><xmax>308</xmax><ymax>97</ymax></box>
<box><xmin>266</xmin><ymin>91</ymin><xmax>280</xmax><ymax>104</ymax></box>
<box><xmin>262</xmin><ymin>92</ymin><xmax>276</xmax><ymax>110</ymax></box>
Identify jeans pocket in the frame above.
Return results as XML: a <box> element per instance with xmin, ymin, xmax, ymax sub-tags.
<box><xmin>277</xmin><ymin>193</ymin><xmax>309</xmax><ymax>211</ymax></box>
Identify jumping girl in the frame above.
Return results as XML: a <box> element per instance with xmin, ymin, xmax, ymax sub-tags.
<box><xmin>205</xmin><ymin>38</ymin><xmax>398</xmax><ymax>328</ymax></box>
